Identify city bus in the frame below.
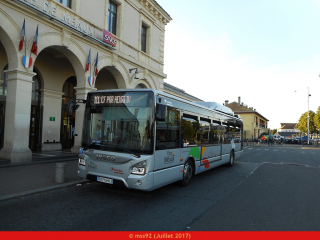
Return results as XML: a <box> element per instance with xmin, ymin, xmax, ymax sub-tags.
<box><xmin>77</xmin><ymin>89</ymin><xmax>243</xmax><ymax>191</ymax></box>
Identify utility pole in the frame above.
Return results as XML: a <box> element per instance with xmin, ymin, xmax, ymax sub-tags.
<box><xmin>307</xmin><ymin>87</ymin><xmax>311</xmax><ymax>145</ymax></box>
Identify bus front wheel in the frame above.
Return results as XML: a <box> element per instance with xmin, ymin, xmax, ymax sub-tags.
<box><xmin>181</xmin><ymin>159</ymin><xmax>194</xmax><ymax>186</ymax></box>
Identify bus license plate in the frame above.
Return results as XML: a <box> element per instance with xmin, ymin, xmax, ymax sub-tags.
<box><xmin>97</xmin><ymin>176</ymin><xmax>113</xmax><ymax>184</ymax></box>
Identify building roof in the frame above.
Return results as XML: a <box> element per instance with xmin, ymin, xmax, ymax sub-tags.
<box><xmin>279</xmin><ymin>123</ymin><xmax>297</xmax><ymax>130</ymax></box>
<box><xmin>225</xmin><ymin>101</ymin><xmax>253</xmax><ymax>111</ymax></box>
<box><xmin>277</xmin><ymin>132</ymin><xmax>300</xmax><ymax>137</ymax></box>
<box><xmin>225</xmin><ymin>101</ymin><xmax>269</xmax><ymax>121</ymax></box>
<box><xmin>164</xmin><ymin>82</ymin><xmax>203</xmax><ymax>102</ymax></box>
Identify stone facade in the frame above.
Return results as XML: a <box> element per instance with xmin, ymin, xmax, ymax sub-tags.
<box><xmin>0</xmin><ymin>0</ymin><xmax>171</xmax><ymax>162</ymax></box>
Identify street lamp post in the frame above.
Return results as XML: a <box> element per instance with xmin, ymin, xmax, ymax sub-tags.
<box><xmin>307</xmin><ymin>88</ymin><xmax>311</xmax><ymax>145</ymax></box>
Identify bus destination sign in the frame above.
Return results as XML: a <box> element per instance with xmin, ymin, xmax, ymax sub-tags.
<box><xmin>94</xmin><ymin>95</ymin><xmax>131</xmax><ymax>104</ymax></box>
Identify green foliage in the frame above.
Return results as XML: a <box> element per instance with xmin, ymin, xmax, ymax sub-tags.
<box><xmin>271</xmin><ymin>129</ymin><xmax>277</xmax><ymax>135</ymax></box>
<box><xmin>297</xmin><ymin>110</ymin><xmax>318</xmax><ymax>133</ymax></box>
<box><xmin>315</xmin><ymin>106</ymin><xmax>320</xmax><ymax>130</ymax></box>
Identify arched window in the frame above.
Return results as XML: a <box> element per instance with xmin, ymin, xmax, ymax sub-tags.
<box><xmin>0</xmin><ymin>65</ymin><xmax>8</xmax><ymax>96</ymax></box>
<box><xmin>135</xmin><ymin>83</ymin><xmax>147</xmax><ymax>89</ymax></box>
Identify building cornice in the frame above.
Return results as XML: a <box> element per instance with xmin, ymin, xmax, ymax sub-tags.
<box><xmin>137</xmin><ymin>0</ymin><xmax>172</xmax><ymax>25</ymax></box>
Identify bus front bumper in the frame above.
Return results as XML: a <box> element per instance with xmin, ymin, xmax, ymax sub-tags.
<box><xmin>78</xmin><ymin>164</ymin><xmax>155</xmax><ymax>191</ymax></box>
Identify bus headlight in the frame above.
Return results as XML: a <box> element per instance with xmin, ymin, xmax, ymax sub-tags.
<box><xmin>132</xmin><ymin>160</ymin><xmax>147</xmax><ymax>175</ymax></box>
<box><xmin>79</xmin><ymin>158</ymin><xmax>86</xmax><ymax>166</ymax></box>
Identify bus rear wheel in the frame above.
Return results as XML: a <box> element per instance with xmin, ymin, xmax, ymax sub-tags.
<box><xmin>181</xmin><ymin>159</ymin><xmax>194</xmax><ymax>186</ymax></box>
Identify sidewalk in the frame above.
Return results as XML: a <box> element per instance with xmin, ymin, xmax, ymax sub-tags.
<box><xmin>0</xmin><ymin>150</ymin><xmax>87</xmax><ymax>202</ymax></box>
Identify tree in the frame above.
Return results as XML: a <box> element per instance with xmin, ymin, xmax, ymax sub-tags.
<box><xmin>271</xmin><ymin>129</ymin><xmax>277</xmax><ymax>135</ymax></box>
<box><xmin>315</xmin><ymin>106</ymin><xmax>320</xmax><ymax>131</ymax></box>
<box><xmin>297</xmin><ymin>110</ymin><xmax>318</xmax><ymax>134</ymax></box>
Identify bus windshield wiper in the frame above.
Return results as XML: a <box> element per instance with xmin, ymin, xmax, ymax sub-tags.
<box><xmin>123</xmin><ymin>148</ymin><xmax>141</xmax><ymax>158</ymax></box>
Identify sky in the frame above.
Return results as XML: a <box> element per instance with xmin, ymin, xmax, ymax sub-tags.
<box><xmin>156</xmin><ymin>0</ymin><xmax>320</xmax><ymax>130</ymax></box>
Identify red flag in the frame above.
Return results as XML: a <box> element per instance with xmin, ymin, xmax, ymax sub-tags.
<box><xmin>94</xmin><ymin>52</ymin><xmax>99</xmax><ymax>76</ymax></box>
<box><xmin>19</xmin><ymin>19</ymin><xmax>25</xmax><ymax>51</ymax></box>
<box><xmin>31</xmin><ymin>25</ymin><xmax>38</xmax><ymax>55</ymax></box>
<box><xmin>85</xmin><ymin>50</ymin><xmax>91</xmax><ymax>72</ymax></box>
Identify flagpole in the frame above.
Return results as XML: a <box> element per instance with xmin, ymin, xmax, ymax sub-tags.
<box><xmin>24</xmin><ymin>31</ymin><xmax>27</xmax><ymax>57</ymax></box>
<box><xmin>90</xmin><ymin>49</ymin><xmax>92</xmax><ymax>76</ymax></box>
<box><xmin>24</xmin><ymin>19</ymin><xmax>27</xmax><ymax>56</ymax></box>
<box><xmin>30</xmin><ymin>24</ymin><xmax>38</xmax><ymax>58</ymax></box>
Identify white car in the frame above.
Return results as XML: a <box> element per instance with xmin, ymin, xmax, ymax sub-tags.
<box><xmin>273</xmin><ymin>136</ymin><xmax>283</xmax><ymax>140</ymax></box>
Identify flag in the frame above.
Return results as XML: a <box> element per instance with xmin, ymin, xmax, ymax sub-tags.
<box><xmin>19</xmin><ymin>19</ymin><xmax>26</xmax><ymax>51</ymax></box>
<box><xmin>88</xmin><ymin>76</ymin><xmax>95</xmax><ymax>86</ymax></box>
<box><xmin>22</xmin><ymin>55</ymin><xmax>33</xmax><ymax>69</ymax></box>
<box><xmin>31</xmin><ymin>25</ymin><xmax>38</xmax><ymax>55</ymax></box>
<box><xmin>85</xmin><ymin>50</ymin><xmax>91</xmax><ymax>72</ymax></box>
<box><xmin>94</xmin><ymin>52</ymin><xmax>99</xmax><ymax>76</ymax></box>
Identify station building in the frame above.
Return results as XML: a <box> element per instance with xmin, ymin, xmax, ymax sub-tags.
<box><xmin>0</xmin><ymin>0</ymin><xmax>172</xmax><ymax>163</ymax></box>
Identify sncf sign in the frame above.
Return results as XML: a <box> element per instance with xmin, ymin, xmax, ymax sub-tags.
<box><xmin>103</xmin><ymin>30</ymin><xmax>117</xmax><ymax>47</ymax></box>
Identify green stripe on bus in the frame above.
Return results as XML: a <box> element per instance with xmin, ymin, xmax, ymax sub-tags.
<box><xmin>189</xmin><ymin>147</ymin><xmax>200</xmax><ymax>159</ymax></box>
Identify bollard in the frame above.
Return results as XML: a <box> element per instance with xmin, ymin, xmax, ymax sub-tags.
<box><xmin>55</xmin><ymin>163</ymin><xmax>66</xmax><ymax>183</ymax></box>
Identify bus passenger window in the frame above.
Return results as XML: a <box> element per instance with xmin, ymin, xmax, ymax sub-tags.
<box><xmin>181</xmin><ymin>115</ymin><xmax>199</xmax><ymax>147</ymax></box>
<box><xmin>209</xmin><ymin>122</ymin><xmax>220</xmax><ymax>145</ymax></box>
<box><xmin>199</xmin><ymin>119</ymin><xmax>210</xmax><ymax>146</ymax></box>
<box><xmin>156</xmin><ymin>107</ymin><xmax>180</xmax><ymax>150</ymax></box>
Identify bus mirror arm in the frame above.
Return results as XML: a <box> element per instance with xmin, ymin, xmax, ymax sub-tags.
<box><xmin>67</xmin><ymin>98</ymin><xmax>87</xmax><ymax>117</ymax></box>
<box><xmin>155</xmin><ymin>104</ymin><xmax>167</xmax><ymax>122</ymax></box>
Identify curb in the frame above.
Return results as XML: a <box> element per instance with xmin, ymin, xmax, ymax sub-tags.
<box><xmin>0</xmin><ymin>157</ymin><xmax>78</xmax><ymax>168</ymax></box>
<box><xmin>0</xmin><ymin>179</ymin><xmax>88</xmax><ymax>202</ymax></box>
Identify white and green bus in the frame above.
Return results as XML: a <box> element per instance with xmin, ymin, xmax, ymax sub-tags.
<box><xmin>77</xmin><ymin>89</ymin><xmax>243</xmax><ymax>191</ymax></box>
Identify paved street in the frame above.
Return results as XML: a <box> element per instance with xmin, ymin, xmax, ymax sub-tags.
<box><xmin>1</xmin><ymin>145</ymin><xmax>320</xmax><ymax>231</ymax></box>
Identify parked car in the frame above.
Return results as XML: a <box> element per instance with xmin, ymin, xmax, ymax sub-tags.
<box><xmin>291</xmin><ymin>139</ymin><xmax>297</xmax><ymax>144</ymax></box>
<box><xmin>274</xmin><ymin>136</ymin><xmax>282</xmax><ymax>141</ymax></box>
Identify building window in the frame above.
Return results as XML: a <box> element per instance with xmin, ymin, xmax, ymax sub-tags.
<box><xmin>62</xmin><ymin>77</ymin><xmax>76</xmax><ymax>105</ymax></box>
<box><xmin>0</xmin><ymin>65</ymin><xmax>8</xmax><ymax>96</ymax></box>
<box><xmin>141</xmin><ymin>23</ymin><xmax>147</xmax><ymax>53</ymax></box>
<box><xmin>108</xmin><ymin>1</ymin><xmax>117</xmax><ymax>35</ymax></box>
<box><xmin>32</xmin><ymin>73</ymin><xmax>41</xmax><ymax>102</ymax></box>
<box><xmin>58</xmin><ymin>0</ymin><xmax>72</xmax><ymax>8</ymax></box>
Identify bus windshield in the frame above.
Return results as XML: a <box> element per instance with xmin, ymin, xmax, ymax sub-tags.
<box><xmin>82</xmin><ymin>91</ymin><xmax>154</xmax><ymax>155</ymax></box>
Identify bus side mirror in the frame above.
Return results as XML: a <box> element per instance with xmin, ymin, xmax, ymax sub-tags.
<box><xmin>68</xmin><ymin>98</ymin><xmax>80</xmax><ymax>117</ymax></box>
<box><xmin>155</xmin><ymin>104</ymin><xmax>167</xmax><ymax>121</ymax></box>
